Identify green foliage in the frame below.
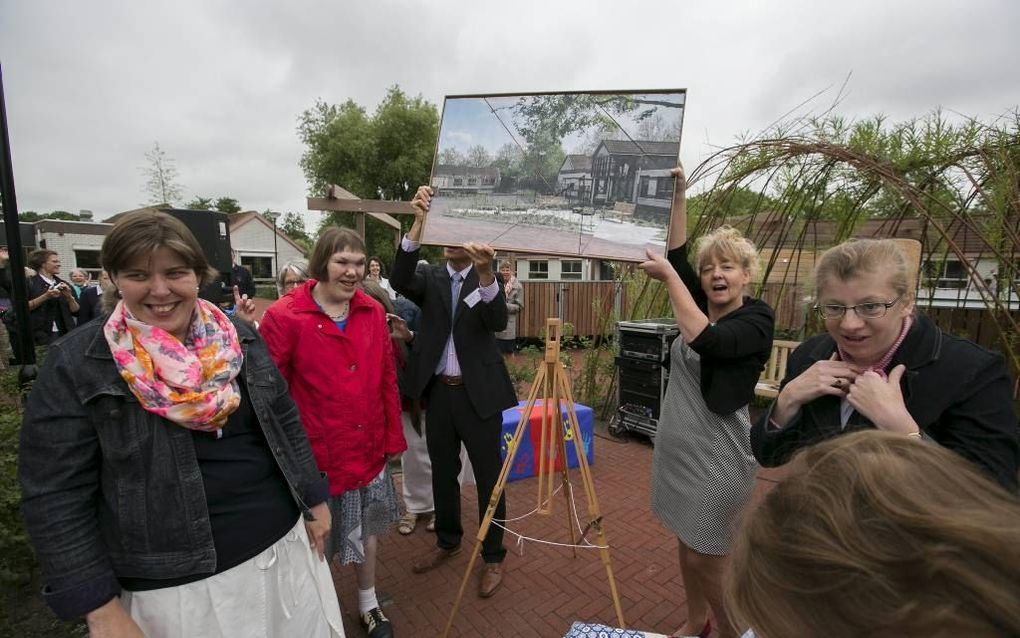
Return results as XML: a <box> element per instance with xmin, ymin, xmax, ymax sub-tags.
<box><xmin>184</xmin><ymin>196</ymin><xmax>241</xmax><ymax>214</ymax></box>
<box><xmin>214</xmin><ymin>197</ymin><xmax>241</xmax><ymax>214</ymax></box>
<box><xmin>298</xmin><ymin>86</ymin><xmax>438</xmax><ymax>203</ymax></box>
<box><xmin>298</xmin><ymin>86</ymin><xmax>439</xmax><ymax>261</ymax></box>
<box><xmin>185</xmin><ymin>196</ymin><xmax>213</xmax><ymax>210</ymax></box>
<box><xmin>18</xmin><ymin>211</ymin><xmax>88</xmax><ymax>222</ymax></box>
<box><xmin>279</xmin><ymin>212</ymin><xmax>312</xmax><ymax>251</ymax></box>
<box><xmin>0</xmin><ymin>371</ymin><xmax>31</xmax><ymax>588</ymax></box>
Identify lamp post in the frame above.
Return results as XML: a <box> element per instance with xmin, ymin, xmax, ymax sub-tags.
<box><xmin>264</xmin><ymin>210</ymin><xmax>280</xmax><ymax>280</ymax></box>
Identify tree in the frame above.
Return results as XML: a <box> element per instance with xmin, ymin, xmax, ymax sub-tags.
<box><xmin>298</xmin><ymin>85</ymin><xmax>440</xmax><ymax>264</ymax></box>
<box><xmin>214</xmin><ymin>197</ymin><xmax>241</xmax><ymax>214</ymax></box>
<box><xmin>185</xmin><ymin>196</ymin><xmax>213</xmax><ymax>210</ymax></box>
<box><xmin>279</xmin><ymin>212</ymin><xmax>312</xmax><ymax>251</ymax></box>
<box><xmin>466</xmin><ymin>145</ymin><xmax>492</xmax><ymax>167</ymax></box>
<box><xmin>141</xmin><ymin>142</ymin><xmax>184</xmax><ymax>205</ymax></box>
<box><xmin>438</xmin><ymin>148</ymin><xmax>466</xmax><ymax>166</ymax></box>
<box><xmin>18</xmin><ymin>210</ymin><xmax>86</xmax><ymax>221</ymax></box>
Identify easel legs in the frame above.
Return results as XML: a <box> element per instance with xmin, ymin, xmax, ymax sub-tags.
<box><xmin>441</xmin><ymin>319</ymin><xmax>624</xmax><ymax>637</ymax></box>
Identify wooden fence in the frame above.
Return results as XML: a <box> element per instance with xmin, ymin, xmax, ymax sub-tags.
<box><xmin>518</xmin><ymin>281</ymin><xmax>628</xmax><ymax>338</ymax></box>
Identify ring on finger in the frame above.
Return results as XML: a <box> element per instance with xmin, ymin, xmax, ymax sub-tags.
<box><xmin>831</xmin><ymin>378</ymin><xmax>843</xmax><ymax>388</ymax></box>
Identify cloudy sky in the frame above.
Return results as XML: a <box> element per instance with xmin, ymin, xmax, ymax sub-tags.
<box><xmin>1</xmin><ymin>0</ymin><xmax>1017</xmax><ymax>227</ymax></box>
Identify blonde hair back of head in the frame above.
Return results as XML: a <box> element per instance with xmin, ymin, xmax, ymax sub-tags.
<box><xmin>693</xmin><ymin>225</ymin><xmax>760</xmax><ymax>281</ymax></box>
<box><xmin>726</xmin><ymin>430</ymin><xmax>1020</xmax><ymax>638</ymax></box>
<box><xmin>814</xmin><ymin>238</ymin><xmax>914</xmax><ymax>301</ymax></box>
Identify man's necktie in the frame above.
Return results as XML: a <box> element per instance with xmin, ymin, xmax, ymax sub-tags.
<box><xmin>451</xmin><ymin>272</ymin><xmax>463</xmax><ymax>317</ymax></box>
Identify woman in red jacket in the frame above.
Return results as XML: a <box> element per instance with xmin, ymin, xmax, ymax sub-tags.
<box><xmin>260</xmin><ymin>227</ymin><xmax>405</xmax><ymax>638</ymax></box>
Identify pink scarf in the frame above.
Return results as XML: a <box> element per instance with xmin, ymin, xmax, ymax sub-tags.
<box><xmin>103</xmin><ymin>298</ymin><xmax>243</xmax><ymax>432</ymax></box>
<box><xmin>837</xmin><ymin>316</ymin><xmax>913</xmax><ymax>380</ymax></box>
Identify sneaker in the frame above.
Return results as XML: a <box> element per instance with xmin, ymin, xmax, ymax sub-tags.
<box><xmin>360</xmin><ymin>607</ymin><xmax>394</xmax><ymax>638</ymax></box>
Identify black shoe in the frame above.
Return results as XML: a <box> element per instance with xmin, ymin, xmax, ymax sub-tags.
<box><xmin>360</xmin><ymin>607</ymin><xmax>394</xmax><ymax>638</ymax></box>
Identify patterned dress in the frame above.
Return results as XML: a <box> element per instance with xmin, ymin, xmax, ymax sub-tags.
<box><xmin>650</xmin><ymin>335</ymin><xmax>758</xmax><ymax>555</ymax></box>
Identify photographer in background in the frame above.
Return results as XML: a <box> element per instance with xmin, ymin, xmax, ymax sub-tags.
<box><xmin>26</xmin><ymin>249</ymin><xmax>79</xmax><ymax>346</ymax></box>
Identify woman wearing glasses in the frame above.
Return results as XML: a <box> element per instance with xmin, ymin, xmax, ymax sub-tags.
<box><xmin>751</xmin><ymin>239</ymin><xmax>1019</xmax><ymax>492</ymax></box>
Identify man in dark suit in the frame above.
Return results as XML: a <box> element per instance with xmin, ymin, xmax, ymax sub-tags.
<box><xmin>231</xmin><ymin>250</ymin><xmax>257</xmax><ymax>299</ymax></box>
<box><xmin>390</xmin><ymin>185</ymin><xmax>517</xmax><ymax>598</ymax></box>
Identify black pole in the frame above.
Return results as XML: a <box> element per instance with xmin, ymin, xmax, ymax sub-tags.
<box><xmin>0</xmin><ymin>63</ymin><xmax>38</xmax><ymax>389</ymax></box>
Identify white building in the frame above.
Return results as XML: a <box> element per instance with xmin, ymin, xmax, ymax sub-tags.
<box><xmin>228</xmin><ymin>211</ymin><xmax>306</xmax><ymax>282</ymax></box>
<box><xmin>32</xmin><ymin>210</ymin><xmax>303</xmax><ymax>284</ymax></box>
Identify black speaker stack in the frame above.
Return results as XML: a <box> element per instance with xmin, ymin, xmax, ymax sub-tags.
<box><xmin>161</xmin><ymin>209</ymin><xmax>233</xmax><ymax>304</ymax></box>
<box><xmin>612</xmin><ymin>318</ymin><xmax>678</xmax><ymax>438</ymax></box>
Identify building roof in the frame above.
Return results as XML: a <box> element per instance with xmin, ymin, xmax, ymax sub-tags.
<box><xmin>434</xmin><ymin>165</ymin><xmax>501</xmax><ymax>178</ymax></box>
<box><xmin>33</xmin><ymin>219</ymin><xmax>112</xmax><ymax>236</ymax></box>
<box><xmin>735</xmin><ymin>211</ymin><xmax>999</xmax><ymax>256</ymax></box>
<box><xmin>559</xmin><ymin>154</ymin><xmax>593</xmax><ymax>173</ymax></box>
<box><xmin>595</xmin><ymin>139</ymin><xmax>679</xmax><ymax>157</ymax></box>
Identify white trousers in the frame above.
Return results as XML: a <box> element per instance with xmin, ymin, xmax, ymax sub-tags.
<box><xmin>122</xmin><ymin>517</ymin><xmax>345</xmax><ymax>638</ymax></box>
<box><xmin>401</xmin><ymin>411</ymin><xmax>474</xmax><ymax>514</ymax></box>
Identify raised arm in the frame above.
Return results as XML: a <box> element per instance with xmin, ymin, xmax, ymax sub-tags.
<box><xmin>666</xmin><ymin>165</ymin><xmax>687</xmax><ymax>251</ymax></box>
<box><xmin>390</xmin><ymin>186</ymin><xmax>432</xmax><ymax>304</ymax></box>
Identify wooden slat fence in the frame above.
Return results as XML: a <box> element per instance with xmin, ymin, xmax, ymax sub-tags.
<box><xmin>518</xmin><ymin>281</ymin><xmax>628</xmax><ymax>338</ymax></box>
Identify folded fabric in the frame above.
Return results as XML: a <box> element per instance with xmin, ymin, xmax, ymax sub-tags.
<box><xmin>563</xmin><ymin>621</ymin><xmax>651</xmax><ymax>638</ymax></box>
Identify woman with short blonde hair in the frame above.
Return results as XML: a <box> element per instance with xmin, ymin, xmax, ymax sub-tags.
<box><xmin>640</xmin><ymin>166</ymin><xmax>774</xmax><ymax>638</ymax></box>
<box><xmin>728</xmin><ymin>430</ymin><xmax>1020</xmax><ymax>638</ymax></box>
<box><xmin>752</xmin><ymin>238</ymin><xmax>1019</xmax><ymax>491</ymax></box>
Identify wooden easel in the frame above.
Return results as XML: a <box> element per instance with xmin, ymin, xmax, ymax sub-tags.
<box><xmin>443</xmin><ymin>318</ymin><xmax>624</xmax><ymax>637</ymax></box>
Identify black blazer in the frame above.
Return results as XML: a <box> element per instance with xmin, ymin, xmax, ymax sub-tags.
<box><xmin>76</xmin><ymin>286</ymin><xmax>102</xmax><ymax>326</ymax></box>
<box><xmin>27</xmin><ymin>274</ymin><xmax>76</xmax><ymax>345</ymax></box>
<box><xmin>751</xmin><ymin>313</ymin><xmax>1020</xmax><ymax>492</ymax></box>
<box><xmin>668</xmin><ymin>244</ymin><xmax>775</xmax><ymax>415</ymax></box>
<box><xmin>390</xmin><ymin>246</ymin><xmax>517</xmax><ymax>420</ymax></box>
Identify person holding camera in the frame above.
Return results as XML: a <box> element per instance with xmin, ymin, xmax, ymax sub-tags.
<box><xmin>26</xmin><ymin>249</ymin><xmax>79</xmax><ymax>346</ymax></box>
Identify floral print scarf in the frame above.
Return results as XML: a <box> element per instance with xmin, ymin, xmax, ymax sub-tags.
<box><xmin>103</xmin><ymin>298</ymin><xmax>243</xmax><ymax>432</ymax></box>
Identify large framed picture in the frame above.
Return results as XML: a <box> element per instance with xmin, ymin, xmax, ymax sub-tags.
<box><xmin>423</xmin><ymin>89</ymin><xmax>687</xmax><ymax>262</ymax></box>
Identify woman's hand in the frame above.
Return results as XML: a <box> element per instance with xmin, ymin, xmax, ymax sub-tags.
<box><xmin>772</xmin><ymin>354</ymin><xmax>860</xmax><ymax>426</ymax></box>
<box><xmin>232</xmin><ymin>285</ymin><xmax>257</xmax><ymax>325</ymax></box>
<box><xmin>846</xmin><ymin>365</ymin><xmax>920</xmax><ymax>434</ymax></box>
<box><xmin>305</xmin><ymin>502</ymin><xmax>331</xmax><ymax>562</ymax></box>
<box><xmin>85</xmin><ymin>598</ymin><xmax>144</xmax><ymax>637</ymax></box>
<box><xmin>638</xmin><ymin>249</ymin><xmax>679</xmax><ymax>283</ymax></box>
<box><xmin>386</xmin><ymin>313</ymin><xmax>412</xmax><ymax>341</ymax></box>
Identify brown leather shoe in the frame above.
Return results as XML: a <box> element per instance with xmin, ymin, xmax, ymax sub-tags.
<box><xmin>478</xmin><ymin>563</ymin><xmax>503</xmax><ymax>598</ymax></box>
<box><xmin>411</xmin><ymin>546</ymin><xmax>460</xmax><ymax>574</ymax></box>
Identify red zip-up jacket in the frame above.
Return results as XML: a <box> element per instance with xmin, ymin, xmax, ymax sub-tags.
<box><xmin>259</xmin><ymin>281</ymin><xmax>405</xmax><ymax>496</ymax></box>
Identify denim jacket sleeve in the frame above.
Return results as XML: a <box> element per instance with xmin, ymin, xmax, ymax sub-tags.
<box><xmin>243</xmin><ymin>325</ymin><xmax>329</xmax><ymax>511</ymax></box>
<box><xmin>18</xmin><ymin>343</ymin><xmax>121</xmax><ymax>620</ymax></box>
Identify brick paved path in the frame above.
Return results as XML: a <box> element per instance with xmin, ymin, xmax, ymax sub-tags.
<box><xmin>329</xmin><ymin>428</ymin><xmax>781</xmax><ymax>637</ymax></box>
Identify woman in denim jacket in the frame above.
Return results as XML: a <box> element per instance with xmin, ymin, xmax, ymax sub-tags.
<box><xmin>19</xmin><ymin>212</ymin><xmax>344</xmax><ymax>637</ymax></box>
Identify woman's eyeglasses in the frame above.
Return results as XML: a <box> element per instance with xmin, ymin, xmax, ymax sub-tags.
<box><xmin>814</xmin><ymin>295</ymin><xmax>903</xmax><ymax>319</ymax></box>
<box><xmin>282</xmin><ymin>278</ymin><xmax>307</xmax><ymax>292</ymax></box>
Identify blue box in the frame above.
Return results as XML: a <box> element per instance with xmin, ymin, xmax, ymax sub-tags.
<box><xmin>500</xmin><ymin>400</ymin><xmax>595</xmax><ymax>482</ymax></box>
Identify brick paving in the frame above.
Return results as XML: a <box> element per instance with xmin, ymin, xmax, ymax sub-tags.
<box><xmin>328</xmin><ymin>420</ymin><xmax>782</xmax><ymax>638</ymax></box>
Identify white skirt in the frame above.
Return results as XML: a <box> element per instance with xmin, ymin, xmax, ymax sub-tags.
<box><xmin>122</xmin><ymin>517</ymin><xmax>345</xmax><ymax>638</ymax></box>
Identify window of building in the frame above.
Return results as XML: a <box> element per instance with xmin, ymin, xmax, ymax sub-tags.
<box><xmin>924</xmin><ymin>259</ymin><xmax>968</xmax><ymax>289</ymax></box>
<box><xmin>241</xmin><ymin>256</ymin><xmax>273</xmax><ymax>280</ymax></box>
<box><xmin>454</xmin><ymin>177</ymin><xmax>464</xmax><ymax>186</ymax></box>
<box><xmin>646</xmin><ymin>178</ymin><xmax>657</xmax><ymax>197</ymax></box>
<box><xmin>598</xmin><ymin>260</ymin><xmax>615</xmax><ymax>281</ymax></box>
<box><xmin>561</xmin><ymin>260</ymin><xmax>583</xmax><ymax>280</ymax></box>
<box><xmin>528</xmin><ymin>260</ymin><xmax>549</xmax><ymax>280</ymax></box>
<box><xmin>74</xmin><ymin>249</ymin><xmax>102</xmax><ymax>270</ymax></box>
<box><xmin>467</xmin><ymin>177</ymin><xmax>478</xmax><ymax>186</ymax></box>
